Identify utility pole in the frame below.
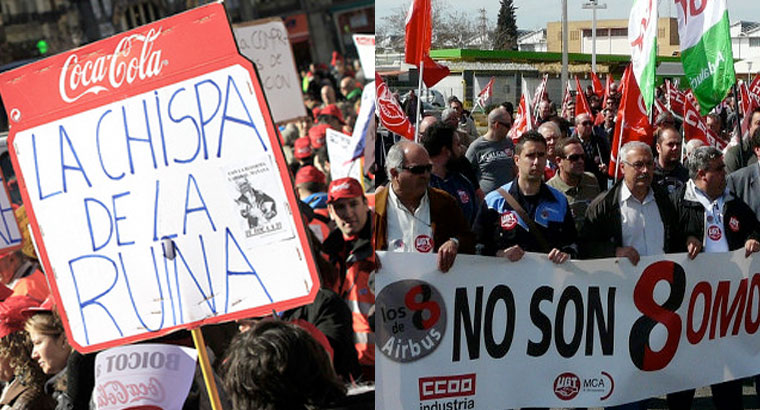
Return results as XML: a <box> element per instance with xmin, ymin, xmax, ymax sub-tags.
<box><xmin>561</xmin><ymin>0</ymin><xmax>568</xmax><ymax>91</ymax></box>
<box><xmin>479</xmin><ymin>8</ymin><xmax>488</xmax><ymax>49</ymax></box>
<box><xmin>582</xmin><ymin>0</ymin><xmax>606</xmax><ymax>73</ymax></box>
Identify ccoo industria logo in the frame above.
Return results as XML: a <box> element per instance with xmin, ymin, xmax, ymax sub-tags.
<box><xmin>59</xmin><ymin>28</ymin><xmax>164</xmax><ymax>103</ymax></box>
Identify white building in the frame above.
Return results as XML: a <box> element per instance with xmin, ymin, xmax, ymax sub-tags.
<box><xmin>518</xmin><ymin>29</ymin><xmax>547</xmax><ymax>52</ymax></box>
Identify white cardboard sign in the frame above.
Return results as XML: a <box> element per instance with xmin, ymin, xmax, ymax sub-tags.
<box><xmin>325</xmin><ymin>128</ymin><xmax>362</xmax><ymax>182</ymax></box>
<box><xmin>352</xmin><ymin>34</ymin><xmax>375</xmax><ymax>79</ymax></box>
<box><xmin>233</xmin><ymin>19</ymin><xmax>307</xmax><ymax>124</ymax></box>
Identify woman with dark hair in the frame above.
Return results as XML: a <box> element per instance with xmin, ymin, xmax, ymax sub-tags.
<box><xmin>0</xmin><ymin>296</ymin><xmax>54</xmax><ymax>409</ymax></box>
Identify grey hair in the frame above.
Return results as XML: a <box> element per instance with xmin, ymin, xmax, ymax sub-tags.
<box><xmin>687</xmin><ymin>146</ymin><xmax>723</xmax><ymax>180</ymax></box>
<box><xmin>537</xmin><ymin>121</ymin><xmax>561</xmax><ymax>138</ymax></box>
<box><xmin>620</xmin><ymin>141</ymin><xmax>652</xmax><ymax>163</ymax></box>
<box><xmin>385</xmin><ymin>140</ymin><xmax>413</xmax><ymax>180</ymax></box>
<box><xmin>441</xmin><ymin>108</ymin><xmax>458</xmax><ymax>123</ymax></box>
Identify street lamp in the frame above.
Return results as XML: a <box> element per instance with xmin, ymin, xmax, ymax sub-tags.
<box><xmin>582</xmin><ymin>0</ymin><xmax>607</xmax><ymax>73</ymax></box>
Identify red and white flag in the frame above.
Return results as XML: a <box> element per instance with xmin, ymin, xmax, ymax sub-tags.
<box><xmin>683</xmin><ymin>93</ymin><xmax>727</xmax><ymax>150</ymax></box>
<box><xmin>609</xmin><ymin>65</ymin><xmax>653</xmax><ymax>180</ymax></box>
<box><xmin>749</xmin><ymin>74</ymin><xmax>760</xmax><ymax>99</ymax></box>
<box><xmin>477</xmin><ymin>76</ymin><xmax>495</xmax><ymax>108</ymax></box>
<box><xmin>602</xmin><ymin>73</ymin><xmax>614</xmax><ymax>108</ymax></box>
<box><xmin>508</xmin><ymin>79</ymin><xmax>533</xmax><ymax>143</ymax></box>
<box><xmin>574</xmin><ymin>76</ymin><xmax>592</xmax><ymax>118</ymax></box>
<box><xmin>404</xmin><ymin>0</ymin><xmax>449</xmax><ymax>87</ymax></box>
<box><xmin>531</xmin><ymin>74</ymin><xmax>548</xmax><ymax>125</ymax></box>
<box><xmin>560</xmin><ymin>80</ymin><xmax>573</xmax><ymax>119</ymax></box>
<box><xmin>591</xmin><ymin>72</ymin><xmax>604</xmax><ymax>98</ymax></box>
<box><xmin>665</xmin><ymin>80</ymin><xmax>686</xmax><ymax>118</ymax></box>
<box><xmin>738</xmin><ymin>79</ymin><xmax>760</xmax><ymax>138</ymax></box>
<box><xmin>375</xmin><ymin>73</ymin><xmax>415</xmax><ymax>140</ymax></box>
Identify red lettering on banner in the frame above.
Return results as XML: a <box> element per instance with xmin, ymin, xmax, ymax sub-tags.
<box><xmin>675</xmin><ymin>0</ymin><xmax>708</xmax><ymax>25</ymax></box>
<box><xmin>418</xmin><ymin>373</ymin><xmax>476</xmax><ymax>400</ymax></box>
<box><xmin>686</xmin><ymin>276</ymin><xmax>760</xmax><ymax>345</ymax></box>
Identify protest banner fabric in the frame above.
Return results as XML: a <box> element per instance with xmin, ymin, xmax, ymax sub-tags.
<box><xmin>574</xmin><ymin>76</ymin><xmax>591</xmax><ymax>118</ymax></box>
<box><xmin>0</xmin><ymin>3</ymin><xmax>320</xmax><ymax>352</ymax></box>
<box><xmin>325</xmin><ymin>128</ymin><xmax>362</xmax><ymax>182</ymax></box>
<box><xmin>675</xmin><ymin>0</ymin><xmax>735</xmax><ymax>115</ymax></box>
<box><xmin>507</xmin><ymin>78</ymin><xmax>533</xmax><ymax>143</ymax></box>
<box><xmin>590</xmin><ymin>72</ymin><xmax>604</xmax><ymax>98</ymax></box>
<box><xmin>404</xmin><ymin>0</ymin><xmax>449</xmax><ymax>87</ymax></box>
<box><xmin>94</xmin><ymin>344</ymin><xmax>197</xmax><ymax>409</ymax></box>
<box><xmin>376</xmin><ymin>73</ymin><xmax>415</xmax><ymax>140</ymax></box>
<box><xmin>376</xmin><ymin>250</ymin><xmax>760</xmax><ymax>408</ymax></box>
<box><xmin>628</xmin><ymin>0</ymin><xmax>657</xmax><ymax>115</ymax></box>
<box><xmin>683</xmin><ymin>93</ymin><xmax>727</xmax><ymax>150</ymax></box>
<box><xmin>0</xmin><ymin>175</ymin><xmax>22</xmax><ymax>253</ymax></box>
<box><xmin>476</xmin><ymin>76</ymin><xmax>495</xmax><ymax>108</ymax></box>
<box><xmin>346</xmin><ymin>81</ymin><xmax>376</xmax><ymax>165</ymax></box>
<box><xmin>352</xmin><ymin>34</ymin><xmax>375</xmax><ymax>79</ymax></box>
<box><xmin>233</xmin><ymin>19</ymin><xmax>307</xmax><ymax>123</ymax></box>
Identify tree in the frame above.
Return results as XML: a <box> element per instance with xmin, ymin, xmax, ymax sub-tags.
<box><xmin>493</xmin><ymin>0</ymin><xmax>518</xmax><ymax>50</ymax></box>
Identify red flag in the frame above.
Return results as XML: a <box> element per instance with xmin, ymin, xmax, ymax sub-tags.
<box><xmin>608</xmin><ymin>65</ymin><xmax>653</xmax><ymax>179</ymax></box>
<box><xmin>375</xmin><ymin>73</ymin><xmax>415</xmax><ymax>140</ymax></box>
<box><xmin>602</xmin><ymin>73</ymin><xmax>614</xmax><ymax>108</ymax></box>
<box><xmin>574</xmin><ymin>76</ymin><xmax>592</xmax><ymax>118</ymax></box>
<box><xmin>531</xmin><ymin>74</ymin><xmax>548</xmax><ymax>124</ymax></box>
<box><xmin>477</xmin><ymin>76</ymin><xmax>495</xmax><ymax>107</ymax></box>
<box><xmin>666</xmin><ymin>80</ymin><xmax>686</xmax><ymax>119</ymax></box>
<box><xmin>683</xmin><ymin>95</ymin><xmax>727</xmax><ymax>150</ymax></box>
<box><xmin>404</xmin><ymin>0</ymin><xmax>450</xmax><ymax>87</ymax></box>
<box><xmin>749</xmin><ymin>74</ymin><xmax>760</xmax><ymax>99</ymax></box>
<box><xmin>591</xmin><ymin>72</ymin><xmax>604</xmax><ymax>98</ymax></box>
<box><xmin>739</xmin><ymin>79</ymin><xmax>760</xmax><ymax>138</ymax></box>
<box><xmin>508</xmin><ymin>80</ymin><xmax>533</xmax><ymax>143</ymax></box>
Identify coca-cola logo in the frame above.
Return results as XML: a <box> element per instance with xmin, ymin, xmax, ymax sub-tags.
<box><xmin>59</xmin><ymin>27</ymin><xmax>164</xmax><ymax>103</ymax></box>
<box><xmin>96</xmin><ymin>377</ymin><xmax>166</xmax><ymax>407</ymax></box>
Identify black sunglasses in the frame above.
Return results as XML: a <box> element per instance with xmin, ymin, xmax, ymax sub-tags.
<box><xmin>401</xmin><ymin>164</ymin><xmax>433</xmax><ymax>174</ymax></box>
<box><xmin>563</xmin><ymin>154</ymin><xmax>584</xmax><ymax>162</ymax></box>
<box><xmin>580</xmin><ymin>121</ymin><xmax>593</xmax><ymax>126</ymax></box>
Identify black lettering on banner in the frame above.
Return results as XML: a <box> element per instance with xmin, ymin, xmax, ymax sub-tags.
<box><xmin>527</xmin><ymin>286</ymin><xmax>553</xmax><ymax>357</ymax></box>
<box><xmin>453</xmin><ymin>287</ymin><xmax>483</xmax><ymax>361</ymax></box>
<box><xmin>586</xmin><ymin>287</ymin><xmax>615</xmax><ymax>355</ymax></box>
<box><xmin>483</xmin><ymin>285</ymin><xmax>515</xmax><ymax>359</ymax></box>
<box><xmin>555</xmin><ymin>286</ymin><xmax>584</xmax><ymax>358</ymax></box>
<box><xmin>629</xmin><ymin>261</ymin><xmax>686</xmax><ymax>371</ymax></box>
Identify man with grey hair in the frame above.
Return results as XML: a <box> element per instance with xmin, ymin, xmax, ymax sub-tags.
<box><xmin>373</xmin><ymin>141</ymin><xmax>474</xmax><ymax>272</ymax></box>
<box><xmin>465</xmin><ymin>106</ymin><xmax>516</xmax><ymax>194</ymax></box>
<box><xmin>667</xmin><ymin>145</ymin><xmax>760</xmax><ymax>409</ymax></box>
<box><xmin>581</xmin><ymin>141</ymin><xmax>678</xmax><ymax>264</ymax></box>
<box><xmin>538</xmin><ymin>121</ymin><xmax>561</xmax><ymax>179</ymax></box>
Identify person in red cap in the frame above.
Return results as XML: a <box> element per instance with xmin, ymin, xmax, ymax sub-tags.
<box><xmin>0</xmin><ymin>295</ymin><xmax>54</xmax><ymax>409</ymax></box>
<box><xmin>322</xmin><ymin>177</ymin><xmax>375</xmax><ymax>380</ymax></box>
<box><xmin>308</xmin><ymin>123</ymin><xmax>330</xmax><ymax>150</ymax></box>
<box><xmin>295</xmin><ymin>165</ymin><xmax>331</xmax><ymax>242</ymax></box>
<box><xmin>292</xmin><ymin>137</ymin><xmax>314</xmax><ymax>169</ymax></box>
<box><xmin>317</xmin><ymin>104</ymin><xmax>352</xmax><ymax>135</ymax></box>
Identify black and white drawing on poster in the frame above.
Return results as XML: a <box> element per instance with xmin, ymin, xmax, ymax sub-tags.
<box><xmin>225</xmin><ymin>157</ymin><xmax>294</xmax><ymax>246</ymax></box>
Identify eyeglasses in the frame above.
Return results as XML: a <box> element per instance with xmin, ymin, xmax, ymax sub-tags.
<box><xmin>580</xmin><ymin>121</ymin><xmax>593</xmax><ymax>126</ymax></box>
<box><xmin>563</xmin><ymin>154</ymin><xmax>584</xmax><ymax>162</ymax></box>
<box><xmin>401</xmin><ymin>164</ymin><xmax>433</xmax><ymax>174</ymax></box>
<box><xmin>622</xmin><ymin>160</ymin><xmax>654</xmax><ymax>171</ymax></box>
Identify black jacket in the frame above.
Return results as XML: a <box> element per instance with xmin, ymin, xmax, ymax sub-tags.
<box><xmin>580</xmin><ymin>180</ymin><xmax>679</xmax><ymax>258</ymax></box>
<box><xmin>670</xmin><ymin>183</ymin><xmax>760</xmax><ymax>252</ymax></box>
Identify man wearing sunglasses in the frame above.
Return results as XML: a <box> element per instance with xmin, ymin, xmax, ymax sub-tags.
<box><xmin>573</xmin><ymin>112</ymin><xmax>610</xmax><ymax>191</ymax></box>
<box><xmin>373</xmin><ymin>141</ymin><xmax>475</xmax><ymax>273</ymax></box>
<box><xmin>547</xmin><ymin>136</ymin><xmax>601</xmax><ymax>233</ymax></box>
<box><xmin>465</xmin><ymin>106</ymin><xmax>516</xmax><ymax>195</ymax></box>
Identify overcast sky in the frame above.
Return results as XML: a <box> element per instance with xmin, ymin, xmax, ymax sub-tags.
<box><xmin>377</xmin><ymin>0</ymin><xmax>758</xmax><ymax>32</ymax></box>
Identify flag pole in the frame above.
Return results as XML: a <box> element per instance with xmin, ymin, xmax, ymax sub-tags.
<box><xmin>614</xmin><ymin>117</ymin><xmax>625</xmax><ymax>183</ymax></box>
<box><xmin>732</xmin><ymin>82</ymin><xmax>744</xmax><ymax>165</ymax></box>
<box><xmin>415</xmin><ymin>60</ymin><xmax>425</xmax><ymax>143</ymax></box>
<box><xmin>191</xmin><ymin>327</ymin><xmax>223</xmax><ymax>410</ymax></box>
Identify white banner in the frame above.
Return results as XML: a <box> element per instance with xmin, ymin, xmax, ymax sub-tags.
<box><xmin>376</xmin><ymin>250</ymin><xmax>760</xmax><ymax>408</ymax></box>
<box><xmin>94</xmin><ymin>344</ymin><xmax>197</xmax><ymax>409</ymax></box>
<box><xmin>234</xmin><ymin>19</ymin><xmax>307</xmax><ymax>123</ymax></box>
<box><xmin>0</xmin><ymin>174</ymin><xmax>21</xmax><ymax>252</ymax></box>
<box><xmin>326</xmin><ymin>128</ymin><xmax>362</xmax><ymax>182</ymax></box>
<box><xmin>352</xmin><ymin>34</ymin><xmax>375</xmax><ymax>79</ymax></box>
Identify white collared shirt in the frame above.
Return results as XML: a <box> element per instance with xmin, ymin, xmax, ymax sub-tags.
<box><xmin>386</xmin><ymin>186</ymin><xmax>434</xmax><ymax>253</ymax></box>
<box><xmin>619</xmin><ymin>183</ymin><xmax>665</xmax><ymax>256</ymax></box>
<box><xmin>686</xmin><ymin>180</ymin><xmax>729</xmax><ymax>253</ymax></box>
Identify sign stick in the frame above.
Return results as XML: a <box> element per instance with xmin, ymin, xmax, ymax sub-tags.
<box><xmin>415</xmin><ymin>60</ymin><xmax>425</xmax><ymax>143</ymax></box>
<box><xmin>191</xmin><ymin>327</ymin><xmax>223</xmax><ymax>410</ymax></box>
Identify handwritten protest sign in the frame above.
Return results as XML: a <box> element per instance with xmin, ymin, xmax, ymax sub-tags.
<box><xmin>0</xmin><ymin>3</ymin><xmax>320</xmax><ymax>353</ymax></box>
<box><xmin>233</xmin><ymin>18</ymin><xmax>306</xmax><ymax>124</ymax></box>
<box><xmin>376</xmin><ymin>250</ymin><xmax>760</xmax><ymax>408</ymax></box>
<box><xmin>95</xmin><ymin>344</ymin><xmax>197</xmax><ymax>410</ymax></box>
<box><xmin>352</xmin><ymin>34</ymin><xmax>374</xmax><ymax>78</ymax></box>
<box><xmin>325</xmin><ymin>128</ymin><xmax>362</xmax><ymax>182</ymax></box>
<box><xmin>0</xmin><ymin>175</ymin><xmax>21</xmax><ymax>253</ymax></box>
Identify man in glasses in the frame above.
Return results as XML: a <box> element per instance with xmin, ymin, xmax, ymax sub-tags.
<box><xmin>547</xmin><ymin>136</ymin><xmax>601</xmax><ymax>232</ymax></box>
<box><xmin>373</xmin><ymin>141</ymin><xmax>474</xmax><ymax>273</ymax></box>
<box><xmin>573</xmin><ymin>112</ymin><xmax>610</xmax><ymax>191</ymax></box>
<box><xmin>652</xmin><ymin>126</ymin><xmax>689</xmax><ymax>194</ymax></box>
<box><xmin>465</xmin><ymin>106</ymin><xmax>516</xmax><ymax>195</ymax></box>
<box><xmin>581</xmin><ymin>141</ymin><xmax>679</xmax><ymax>265</ymax></box>
<box><xmin>666</xmin><ymin>146</ymin><xmax>760</xmax><ymax>409</ymax></box>
<box><xmin>473</xmin><ymin>131</ymin><xmax>577</xmax><ymax>263</ymax></box>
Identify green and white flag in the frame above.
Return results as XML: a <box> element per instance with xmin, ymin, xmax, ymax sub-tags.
<box><xmin>628</xmin><ymin>0</ymin><xmax>658</xmax><ymax>115</ymax></box>
<box><xmin>675</xmin><ymin>0</ymin><xmax>735</xmax><ymax>115</ymax></box>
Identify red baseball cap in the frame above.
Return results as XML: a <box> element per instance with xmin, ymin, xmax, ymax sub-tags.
<box><xmin>327</xmin><ymin>177</ymin><xmax>364</xmax><ymax>203</ymax></box>
<box><xmin>0</xmin><ymin>295</ymin><xmax>40</xmax><ymax>338</ymax></box>
<box><xmin>293</xmin><ymin>137</ymin><xmax>313</xmax><ymax>160</ymax></box>
<box><xmin>308</xmin><ymin>123</ymin><xmax>330</xmax><ymax>149</ymax></box>
<box><xmin>318</xmin><ymin>104</ymin><xmax>346</xmax><ymax>125</ymax></box>
<box><xmin>295</xmin><ymin>165</ymin><xmax>326</xmax><ymax>185</ymax></box>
